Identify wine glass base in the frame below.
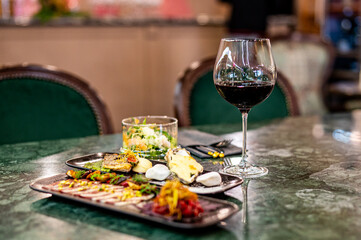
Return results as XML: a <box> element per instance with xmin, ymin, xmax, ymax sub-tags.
<box><xmin>222</xmin><ymin>165</ymin><xmax>268</xmax><ymax>178</ymax></box>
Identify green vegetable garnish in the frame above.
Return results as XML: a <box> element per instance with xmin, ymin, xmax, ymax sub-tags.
<box><xmin>109</xmin><ymin>175</ymin><xmax>125</xmax><ymax>185</ymax></box>
<box><xmin>140</xmin><ymin>183</ymin><xmax>159</xmax><ymax>195</ymax></box>
<box><xmin>74</xmin><ymin>170</ymin><xmax>86</xmax><ymax>179</ymax></box>
<box><xmin>132</xmin><ymin>174</ymin><xmax>149</xmax><ymax>183</ymax></box>
<box><xmin>90</xmin><ymin>173</ymin><xmax>101</xmax><ymax>181</ymax></box>
<box><xmin>84</xmin><ymin>161</ymin><xmax>110</xmax><ymax>172</ymax></box>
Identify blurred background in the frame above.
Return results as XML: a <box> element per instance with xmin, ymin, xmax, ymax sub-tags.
<box><xmin>0</xmin><ymin>0</ymin><xmax>360</xmax><ymax>132</ymax></box>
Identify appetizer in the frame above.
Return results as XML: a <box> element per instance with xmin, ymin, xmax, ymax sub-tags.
<box><xmin>152</xmin><ymin>180</ymin><xmax>204</xmax><ymax>220</ymax></box>
<box><xmin>79</xmin><ymin>149</ymin><xmax>222</xmax><ymax>188</ymax></box>
<box><xmin>165</xmin><ymin>148</ymin><xmax>203</xmax><ymax>184</ymax></box>
<box><xmin>102</xmin><ymin>150</ymin><xmax>138</xmax><ymax>172</ymax></box>
<box><xmin>83</xmin><ymin>150</ymin><xmax>151</xmax><ymax>174</ymax></box>
<box><xmin>42</xmin><ymin>170</ymin><xmax>158</xmax><ymax>205</ymax></box>
<box><xmin>123</xmin><ymin>118</ymin><xmax>177</xmax><ymax>158</ymax></box>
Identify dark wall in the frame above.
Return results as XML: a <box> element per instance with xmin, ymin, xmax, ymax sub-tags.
<box><xmin>221</xmin><ymin>0</ymin><xmax>294</xmax><ymax>32</ymax></box>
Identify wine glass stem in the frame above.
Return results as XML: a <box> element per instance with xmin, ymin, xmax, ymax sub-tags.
<box><xmin>240</xmin><ymin>111</ymin><xmax>248</xmax><ymax>168</ymax></box>
<box><xmin>241</xmin><ymin>179</ymin><xmax>250</xmax><ymax>224</ymax></box>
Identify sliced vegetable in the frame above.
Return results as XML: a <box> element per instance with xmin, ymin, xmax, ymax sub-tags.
<box><xmin>152</xmin><ymin>180</ymin><xmax>203</xmax><ymax>219</ymax></box>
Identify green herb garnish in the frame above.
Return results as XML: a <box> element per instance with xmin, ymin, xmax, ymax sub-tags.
<box><xmin>140</xmin><ymin>183</ymin><xmax>159</xmax><ymax>195</ymax></box>
<box><xmin>84</xmin><ymin>161</ymin><xmax>110</xmax><ymax>172</ymax></box>
<box><xmin>132</xmin><ymin>174</ymin><xmax>149</xmax><ymax>183</ymax></box>
<box><xmin>109</xmin><ymin>175</ymin><xmax>125</xmax><ymax>185</ymax></box>
<box><xmin>90</xmin><ymin>173</ymin><xmax>101</xmax><ymax>181</ymax></box>
<box><xmin>74</xmin><ymin>170</ymin><xmax>86</xmax><ymax>179</ymax></box>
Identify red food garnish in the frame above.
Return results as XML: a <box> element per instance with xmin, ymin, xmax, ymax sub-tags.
<box><xmin>152</xmin><ymin>180</ymin><xmax>204</xmax><ymax>219</ymax></box>
<box><xmin>121</xmin><ymin>181</ymin><xmax>129</xmax><ymax>187</ymax></box>
<box><xmin>127</xmin><ymin>156</ymin><xmax>137</xmax><ymax>163</ymax></box>
<box><xmin>179</xmin><ymin>200</ymin><xmax>204</xmax><ymax>218</ymax></box>
<box><xmin>152</xmin><ymin>203</ymin><xmax>169</xmax><ymax>215</ymax></box>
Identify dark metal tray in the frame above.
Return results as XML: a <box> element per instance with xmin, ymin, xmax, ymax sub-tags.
<box><xmin>65</xmin><ymin>152</ymin><xmax>243</xmax><ymax>194</ymax></box>
<box><xmin>30</xmin><ymin>174</ymin><xmax>239</xmax><ymax>229</ymax></box>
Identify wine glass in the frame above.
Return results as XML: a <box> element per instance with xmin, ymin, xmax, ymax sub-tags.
<box><xmin>214</xmin><ymin>38</ymin><xmax>276</xmax><ymax>178</ymax></box>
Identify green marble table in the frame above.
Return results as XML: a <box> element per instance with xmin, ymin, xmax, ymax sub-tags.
<box><xmin>1</xmin><ymin>113</ymin><xmax>361</xmax><ymax>240</ymax></box>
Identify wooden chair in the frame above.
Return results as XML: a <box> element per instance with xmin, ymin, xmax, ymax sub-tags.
<box><xmin>271</xmin><ymin>32</ymin><xmax>335</xmax><ymax>115</ymax></box>
<box><xmin>0</xmin><ymin>64</ymin><xmax>113</xmax><ymax>145</ymax></box>
<box><xmin>174</xmin><ymin>57</ymin><xmax>300</xmax><ymax>127</ymax></box>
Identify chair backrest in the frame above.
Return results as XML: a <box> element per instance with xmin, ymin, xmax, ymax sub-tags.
<box><xmin>271</xmin><ymin>32</ymin><xmax>335</xmax><ymax>115</ymax></box>
<box><xmin>0</xmin><ymin>64</ymin><xmax>113</xmax><ymax>145</ymax></box>
<box><xmin>175</xmin><ymin>57</ymin><xmax>300</xmax><ymax>127</ymax></box>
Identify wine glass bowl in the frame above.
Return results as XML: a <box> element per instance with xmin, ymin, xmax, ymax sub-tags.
<box><xmin>214</xmin><ymin>38</ymin><xmax>276</xmax><ymax>178</ymax></box>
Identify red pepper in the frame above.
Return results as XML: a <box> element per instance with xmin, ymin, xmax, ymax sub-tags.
<box><xmin>120</xmin><ymin>181</ymin><xmax>129</xmax><ymax>187</ymax></box>
<box><xmin>193</xmin><ymin>208</ymin><xmax>200</xmax><ymax>217</ymax></box>
<box><xmin>152</xmin><ymin>198</ymin><xmax>204</xmax><ymax>218</ymax></box>
<box><xmin>127</xmin><ymin>156</ymin><xmax>137</xmax><ymax>163</ymax></box>
<box><xmin>179</xmin><ymin>200</ymin><xmax>204</xmax><ymax>217</ymax></box>
<box><xmin>179</xmin><ymin>200</ymin><xmax>187</xmax><ymax>210</ymax></box>
<box><xmin>153</xmin><ymin>203</ymin><xmax>169</xmax><ymax>215</ymax></box>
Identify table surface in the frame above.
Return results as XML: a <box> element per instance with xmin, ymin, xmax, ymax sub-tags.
<box><xmin>1</xmin><ymin>113</ymin><xmax>361</xmax><ymax>240</ymax></box>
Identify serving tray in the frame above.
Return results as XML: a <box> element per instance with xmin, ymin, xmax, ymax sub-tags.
<box><xmin>30</xmin><ymin>174</ymin><xmax>239</xmax><ymax>229</ymax></box>
<box><xmin>65</xmin><ymin>152</ymin><xmax>243</xmax><ymax>194</ymax></box>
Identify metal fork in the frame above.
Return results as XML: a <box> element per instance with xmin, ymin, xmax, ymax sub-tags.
<box><xmin>212</xmin><ymin>139</ymin><xmax>233</xmax><ymax>148</ymax></box>
<box><xmin>223</xmin><ymin>157</ymin><xmax>233</xmax><ymax>167</ymax></box>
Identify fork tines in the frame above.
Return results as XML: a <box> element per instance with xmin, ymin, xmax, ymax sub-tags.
<box><xmin>223</xmin><ymin>158</ymin><xmax>232</xmax><ymax>167</ymax></box>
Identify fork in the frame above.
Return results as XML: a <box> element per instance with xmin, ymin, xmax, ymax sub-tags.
<box><xmin>223</xmin><ymin>157</ymin><xmax>233</xmax><ymax>167</ymax></box>
<box><xmin>212</xmin><ymin>139</ymin><xmax>233</xmax><ymax>148</ymax></box>
<box><xmin>194</xmin><ymin>145</ymin><xmax>224</xmax><ymax>158</ymax></box>
<box><xmin>193</xmin><ymin>139</ymin><xmax>233</xmax><ymax>158</ymax></box>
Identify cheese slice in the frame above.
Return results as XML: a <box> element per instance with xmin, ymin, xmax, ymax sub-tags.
<box><xmin>168</xmin><ymin>155</ymin><xmax>203</xmax><ymax>184</ymax></box>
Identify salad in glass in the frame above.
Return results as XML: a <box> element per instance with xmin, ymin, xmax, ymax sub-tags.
<box><xmin>122</xmin><ymin>116</ymin><xmax>178</xmax><ymax>158</ymax></box>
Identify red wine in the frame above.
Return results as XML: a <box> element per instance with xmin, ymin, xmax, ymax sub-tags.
<box><xmin>215</xmin><ymin>82</ymin><xmax>274</xmax><ymax>111</ymax></box>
